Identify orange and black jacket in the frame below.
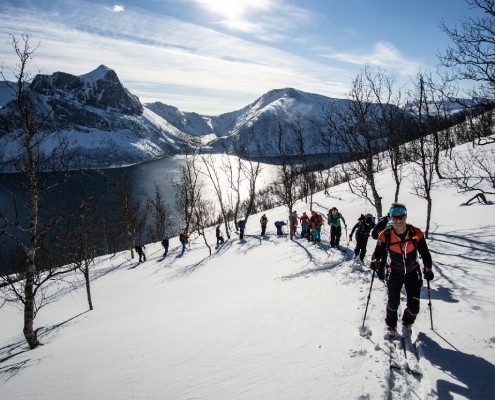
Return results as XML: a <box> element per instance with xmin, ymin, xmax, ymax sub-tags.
<box><xmin>373</xmin><ymin>225</ymin><xmax>432</xmax><ymax>276</ymax></box>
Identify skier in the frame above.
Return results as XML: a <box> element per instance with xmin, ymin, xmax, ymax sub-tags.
<box><xmin>274</xmin><ymin>220</ymin><xmax>287</xmax><ymax>236</ymax></box>
<box><xmin>179</xmin><ymin>232</ymin><xmax>188</xmax><ymax>254</ymax></box>
<box><xmin>260</xmin><ymin>214</ymin><xmax>268</xmax><ymax>236</ymax></box>
<box><xmin>299</xmin><ymin>212</ymin><xmax>310</xmax><ymax>239</ymax></box>
<box><xmin>161</xmin><ymin>236</ymin><xmax>169</xmax><ymax>257</ymax></box>
<box><xmin>370</xmin><ymin>203</ymin><xmax>434</xmax><ymax>333</ymax></box>
<box><xmin>349</xmin><ymin>214</ymin><xmax>376</xmax><ymax>263</ymax></box>
<box><xmin>327</xmin><ymin>207</ymin><xmax>347</xmax><ymax>249</ymax></box>
<box><xmin>134</xmin><ymin>244</ymin><xmax>146</xmax><ymax>263</ymax></box>
<box><xmin>289</xmin><ymin>210</ymin><xmax>299</xmax><ymax>236</ymax></box>
<box><xmin>216</xmin><ymin>226</ymin><xmax>225</xmax><ymax>245</ymax></box>
<box><xmin>238</xmin><ymin>219</ymin><xmax>246</xmax><ymax>240</ymax></box>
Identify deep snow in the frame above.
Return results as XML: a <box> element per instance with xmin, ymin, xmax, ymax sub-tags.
<box><xmin>1</xmin><ymin>140</ymin><xmax>494</xmax><ymax>400</ymax></box>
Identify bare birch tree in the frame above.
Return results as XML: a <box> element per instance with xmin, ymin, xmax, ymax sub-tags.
<box><xmin>0</xmin><ymin>35</ymin><xmax>95</xmax><ymax>348</ymax></box>
<box><xmin>322</xmin><ymin>66</ymin><xmax>388</xmax><ymax>217</ymax></box>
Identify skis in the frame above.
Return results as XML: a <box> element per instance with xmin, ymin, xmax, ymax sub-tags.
<box><xmin>401</xmin><ymin>325</ymin><xmax>423</xmax><ymax>376</ymax></box>
<box><xmin>367</xmin><ymin>326</ymin><xmax>430</xmax><ymax>399</ymax></box>
<box><xmin>384</xmin><ymin>327</ymin><xmax>423</xmax><ymax>376</ymax></box>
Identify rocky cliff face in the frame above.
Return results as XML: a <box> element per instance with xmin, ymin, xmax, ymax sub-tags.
<box><xmin>0</xmin><ymin>66</ymin><xmax>194</xmax><ymax>171</ymax></box>
<box><xmin>31</xmin><ymin>65</ymin><xmax>143</xmax><ymax>119</ymax></box>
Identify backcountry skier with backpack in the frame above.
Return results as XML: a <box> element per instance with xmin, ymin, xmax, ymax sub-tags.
<box><xmin>349</xmin><ymin>213</ymin><xmax>376</xmax><ymax>263</ymax></box>
<box><xmin>327</xmin><ymin>207</ymin><xmax>347</xmax><ymax>249</ymax></box>
<box><xmin>161</xmin><ymin>236</ymin><xmax>169</xmax><ymax>257</ymax></box>
<box><xmin>134</xmin><ymin>244</ymin><xmax>146</xmax><ymax>263</ymax></box>
<box><xmin>370</xmin><ymin>203</ymin><xmax>434</xmax><ymax>333</ymax></box>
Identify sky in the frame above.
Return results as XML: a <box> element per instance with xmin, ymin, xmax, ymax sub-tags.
<box><xmin>1</xmin><ymin>137</ymin><xmax>494</xmax><ymax>399</ymax></box>
<box><xmin>0</xmin><ymin>0</ymin><xmax>484</xmax><ymax>114</ymax></box>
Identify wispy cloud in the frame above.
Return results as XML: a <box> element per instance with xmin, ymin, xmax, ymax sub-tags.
<box><xmin>189</xmin><ymin>0</ymin><xmax>316</xmax><ymax>42</ymax></box>
<box><xmin>0</xmin><ymin>0</ymin><xmax>351</xmax><ymax>114</ymax></box>
<box><xmin>322</xmin><ymin>41</ymin><xmax>421</xmax><ymax>77</ymax></box>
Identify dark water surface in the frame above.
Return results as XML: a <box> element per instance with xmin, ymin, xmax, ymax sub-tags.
<box><xmin>0</xmin><ymin>152</ymin><xmax>344</xmax><ymax>274</ymax></box>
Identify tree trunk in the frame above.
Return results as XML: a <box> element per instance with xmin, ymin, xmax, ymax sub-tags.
<box><xmin>84</xmin><ymin>262</ymin><xmax>93</xmax><ymax>311</ymax></box>
<box><xmin>23</xmin><ymin>264</ymin><xmax>40</xmax><ymax>349</ymax></box>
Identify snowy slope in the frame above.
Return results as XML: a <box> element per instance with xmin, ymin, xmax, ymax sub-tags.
<box><xmin>0</xmin><ymin>140</ymin><xmax>494</xmax><ymax>399</ymax></box>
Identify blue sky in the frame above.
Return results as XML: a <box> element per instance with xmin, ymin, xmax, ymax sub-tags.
<box><xmin>0</xmin><ymin>0</ymin><xmax>481</xmax><ymax>114</ymax></box>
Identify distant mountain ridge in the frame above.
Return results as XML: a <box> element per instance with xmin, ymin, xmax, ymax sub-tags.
<box><xmin>0</xmin><ymin>65</ymin><xmax>470</xmax><ymax>171</ymax></box>
<box><xmin>147</xmin><ymin>87</ymin><xmax>349</xmax><ymax>156</ymax></box>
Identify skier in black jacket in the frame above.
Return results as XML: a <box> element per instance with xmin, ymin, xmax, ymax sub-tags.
<box><xmin>370</xmin><ymin>203</ymin><xmax>434</xmax><ymax>332</ymax></box>
<box><xmin>349</xmin><ymin>214</ymin><xmax>376</xmax><ymax>263</ymax></box>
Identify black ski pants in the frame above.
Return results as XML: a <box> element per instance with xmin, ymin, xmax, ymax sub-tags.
<box><xmin>330</xmin><ymin>225</ymin><xmax>342</xmax><ymax>248</ymax></box>
<box><xmin>385</xmin><ymin>269</ymin><xmax>423</xmax><ymax>328</ymax></box>
<box><xmin>353</xmin><ymin>234</ymin><xmax>369</xmax><ymax>260</ymax></box>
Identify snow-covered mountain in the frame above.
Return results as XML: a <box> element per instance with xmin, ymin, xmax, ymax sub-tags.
<box><xmin>0</xmin><ymin>65</ymin><xmax>197</xmax><ymax>170</ymax></box>
<box><xmin>0</xmin><ymin>65</ymin><xmax>475</xmax><ymax>171</ymax></box>
<box><xmin>148</xmin><ymin>88</ymin><xmax>351</xmax><ymax>156</ymax></box>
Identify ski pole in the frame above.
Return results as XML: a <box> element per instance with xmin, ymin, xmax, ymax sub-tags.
<box><xmin>362</xmin><ymin>270</ymin><xmax>376</xmax><ymax>329</ymax></box>
<box><xmin>427</xmin><ymin>279</ymin><xmax>433</xmax><ymax>330</ymax></box>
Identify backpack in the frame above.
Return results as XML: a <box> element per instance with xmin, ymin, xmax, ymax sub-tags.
<box><xmin>328</xmin><ymin>212</ymin><xmax>341</xmax><ymax>225</ymax></box>
<box><xmin>372</xmin><ymin>216</ymin><xmax>389</xmax><ymax>240</ymax></box>
<box><xmin>316</xmin><ymin>214</ymin><xmax>323</xmax><ymax>226</ymax></box>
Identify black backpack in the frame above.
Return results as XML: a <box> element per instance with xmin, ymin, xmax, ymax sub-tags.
<box><xmin>357</xmin><ymin>214</ymin><xmax>374</xmax><ymax>236</ymax></box>
<box><xmin>372</xmin><ymin>216</ymin><xmax>389</xmax><ymax>240</ymax></box>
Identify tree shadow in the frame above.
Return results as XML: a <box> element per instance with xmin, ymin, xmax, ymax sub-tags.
<box><xmin>419</xmin><ymin>333</ymin><xmax>495</xmax><ymax>399</ymax></box>
<box><xmin>36</xmin><ymin>311</ymin><xmax>90</xmax><ymax>344</ymax></box>
<box><xmin>279</xmin><ymin>240</ymin><xmax>344</xmax><ymax>280</ymax></box>
<box><xmin>0</xmin><ymin>311</ymin><xmax>89</xmax><ymax>382</ymax></box>
<box><xmin>170</xmin><ymin>241</ymin><xmax>235</xmax><ymax>279</ymax></box>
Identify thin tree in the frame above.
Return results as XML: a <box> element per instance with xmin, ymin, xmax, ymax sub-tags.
<box><xmin>114</xmin><ymin>170</ymin><xmax>146</xmax><ymax>259</ymax></box>
<box><xmin>0</xmin><ymin>35</ymin><xmax>94</xmax><ymax>349</ymax></box>
<box><xmin>407</xmin><ymin>75</ymin><xmax>437</xmax><ymax>238</ymax></box>
<box><xmin>199</xmin><ymin>152</ymin><xmax>232</xmax><ymax>239</ymax></box>
<box><xmin>66</xmin><ymin>212</ymin><xmax>100</xmax><ymax>311</ymax></box>
<box><xmin>219</xmin><ymin>146</ymin><xmax>244</xmax><ymax>231</ymax></box>
<box><xmin>271</xmin><ymin>123</ymin><xmax>300</xmax><ymax>240</ymax></box>
<box><xmin>322</xmin><ymin>66</ymin><xmax>387</xmax><ymax>217</ymax></box>
<box><xmin>237</xmin><ymin>141</ymin><xmax>263</xmax><ymax>221</ymax></box>
<box><xmin>439</xmin><ymin>0</ymin><xmax>495</xmax><ymax>97</ymax></box>
<box><xmin>172</xmin><ymin>155</ymin><xmax>201</xmax><ymax>237</ymax></box>
<box><xmin>144</xmin><ymin>182</ymin><xmax>170</xmax><ymax>243</ymax></box>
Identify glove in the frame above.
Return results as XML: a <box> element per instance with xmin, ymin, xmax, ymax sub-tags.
<box><xmin>423</xmin><ymin>267</ymin><xmax>434</xmax><ymax>281</ymax></box>
<box><xmin>370</xmin><ymin>259</ymin><xmax>380</xmax><ymax>271</ymax></box>
<box><xmin>376</xmin><ymin>267</ymin><xmax>385</xmax><ymax>281</ymax></box>
<box><xmin>349</xmin><ymin>235</ymin><xmax>353</xmax><ymax>241</ymax></box>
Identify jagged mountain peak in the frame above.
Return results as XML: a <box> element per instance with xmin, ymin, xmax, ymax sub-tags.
<box><xmin>27</xmin><ymin>64</ymin><xmax>143</xmax><ymax>116</ymax></box>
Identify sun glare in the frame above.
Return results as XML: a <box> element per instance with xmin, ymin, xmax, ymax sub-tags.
<box><xmin>194</xmin><ymin>0</ymin><xmax>274</xmax><ymax>30</ymax></box>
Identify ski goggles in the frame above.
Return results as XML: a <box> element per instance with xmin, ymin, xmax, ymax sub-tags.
<box><xmin>389</xmin><ymin>205</ymin><xmax>407</xmax><ymax>217</ymax></box>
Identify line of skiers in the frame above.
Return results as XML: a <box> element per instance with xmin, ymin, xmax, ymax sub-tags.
<box><xmin>143</xmin><ymin>201</ymin><xmax>435</xmax><ymax>335</ymax></box>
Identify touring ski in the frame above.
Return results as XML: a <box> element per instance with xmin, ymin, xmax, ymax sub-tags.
<box><xmin>401</xmin><ymin>325</ymin><xmax>423</xmax><ymax>376</ymax></box>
